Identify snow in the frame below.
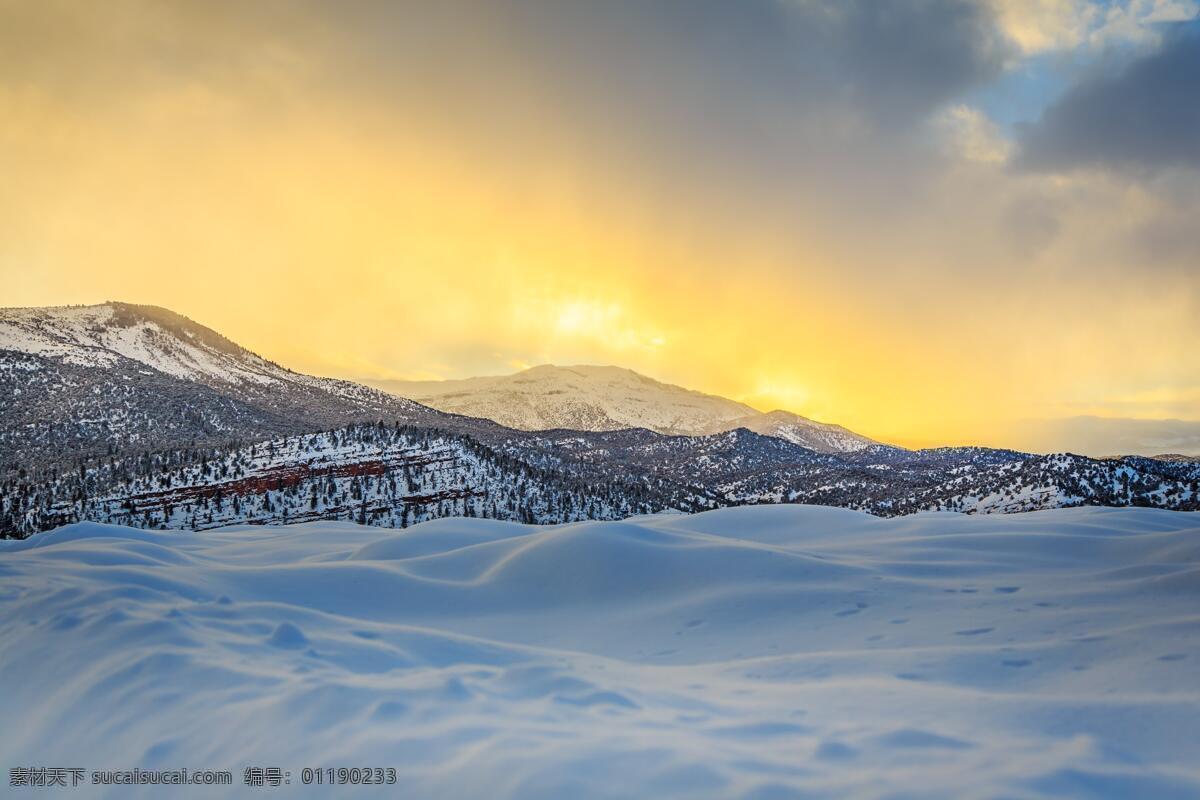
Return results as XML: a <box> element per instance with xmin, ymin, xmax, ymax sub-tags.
<box><xmin>710</xmin><ymin>409</ymin><xmax>876</xmax><ymax>453</ymax></box>
<box><xmin>0</xmin><ymin>306</ymin><xmax>122</xmax><ymax>368</ymax></box>
<box><xmin>2</xmin><ymin>505</ymin><xmax>1199</xmax><ymax>798</ymax></box>
<box><xmin>0</xmin><ymin>304</ymin><xmax>285</xmax><ymax>386</ymax></box>
<box><xmin>371</xmin><ymin>364</ymin><xmax>760</xmax><ymax>436</ymax></box>
<box><xmin>371</xmin><ymin>366</ymin><xmax>879</xmax><ymax>452</ymax></box>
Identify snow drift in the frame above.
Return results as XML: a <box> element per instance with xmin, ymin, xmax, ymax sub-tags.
<box><xmin>1</xmin><ymin>506</ymin><xmax>1198</xmax><ymax>798</ymax></box>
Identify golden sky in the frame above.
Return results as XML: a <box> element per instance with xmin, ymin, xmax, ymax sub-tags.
<box><xmin>2</xmin><ymin>1</ymin><xmax>1198</xmax><ymax>452</ymax></box>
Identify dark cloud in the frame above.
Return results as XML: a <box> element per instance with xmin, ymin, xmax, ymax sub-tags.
<box><xmin>312</xmin><ymin>0</ymin><xmax>1009</xmax><ymax>114</ymax></box>
<box><xmin>296</xmin><ymin>1</ymin><xmax>1010</xmax><ymax>174</ymax></box>
<box><xmin>1015</xmin><ymin>25</ymin><xmax>1200</xmax><ymax>173</ymax></box>
<box><xmin>0</xmin><ymin>0</ymin><xmax>1010</xmax><ymax>190</ymax></box>
<box><xmin>275</xmin><ymin>0</ymin><xmax>1012</xmax><ymax>251</ymax></box>
<box><xmin>506</xmin><ymin>0</ymin><xmax>1010</xmax><ymax>123</ymax></box>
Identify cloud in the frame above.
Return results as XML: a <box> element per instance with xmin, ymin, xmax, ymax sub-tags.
<box><xmin>993</xmin><ymin>0</ymin><xmax>1098</xmax><ymax>53</ymax></box>
<box><xmin>993</xmin><ymin>0</ymin><xmax>1198</xmax><ymax>53</ymax></box>
<box><xmin>328</xmin><ymin>0</ymin><xmax>1014</xmax><ymax>201</ymax></box>
<box><xmin>1015</xmin><ymin>24</ymin><xmax>1200</xmax><ymax>172</ymax></box>
<box><xmin>0</xmin><ymin>0</ymin><xmax>1012</xmax><ymax>232</ymax></box>
<box><xmin>1088</xmin><ymin>0</ymin><xmax>1199</xmax><ymax>47</ymax></box>
<box><xmin>938</xmin><ymin>104</ymin><xmax>1014</xmax><ymax>163</ymax></box>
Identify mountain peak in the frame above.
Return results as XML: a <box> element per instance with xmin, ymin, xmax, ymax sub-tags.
<box><xmin>366</xmin><ymin>363</ymin><xmax>880</xmax><ymax>452</ymax></box>
<box><xmin>104</xmin><ymin>302</ymin><xmax>250</xmax><ymax>357</ymax></box>
<box><xmin>0</xmin><ymin>300</ymin><xmax>440</xmax><ymax>468</ymax></box>
<box><xmin>366</xmin><ymin>363</ymin><xmax>757</xmax><ymax>436</ymax></box>
<box><xmin>0</xmin><ymin>301</ymin><xmax>281</xmax><ymax>385</ymax></box>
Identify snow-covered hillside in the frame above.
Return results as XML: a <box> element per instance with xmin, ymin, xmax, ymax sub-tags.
<box><xmin>0</xmin><ymin>302</ymin><xmax>419</xmax><ymax>404</ymax></box>
<box><xmin>2</xmin><ymin>505</ymin><xmax>1198</xmax><ymax>798</ymax></box>
<box><xmin>1</xmin><ymin>423</ymin><xmax>654</xmax><ymax>534</ymax></box>
<box><xmin>373</xmin><ymin>364</ymin><xmax>758</xmax><ymax>434</ymax></box>
<box><xmin>6</xmin><ymin>422</ymin><xmax>1198</xmax><ymax>538</ymax></box>
<box><xmin>704</xmin><ymin>408</ymin><xmax>875</xmax><ymax>453</ymax></box>
<box><xmin>0</xmin><ymin>303</ymin><xmax>443</xmax><ymax>466</ymax></box>
<box><xmin>0</xmin><ymin>303</ymin><xmax>292</xmax><ymax>385</ymax></box>
<box><xmin>370</xmin><ymin>364</ymin><xmax>878</xmax><ymax>452</ymax></box>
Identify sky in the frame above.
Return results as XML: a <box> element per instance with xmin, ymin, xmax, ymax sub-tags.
<box><xmin>2</xmin><ymin>0</ymin><xmax>1199</xmax><ymax>453</ymax></box>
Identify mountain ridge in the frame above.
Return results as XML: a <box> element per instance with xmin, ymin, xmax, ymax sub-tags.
<box><xmin>0</xmin><ymin>301</ymin><xmax>445</xmax><ymax>466</ymax></box>
<box><xmin>3</xmin><ymin>301</ymin><xmax>1197</xmax><ymax>538</ymax></box>
<box><xmin>367</xmin><ymin>363</ymin><xmax>878</xmax><ymax>453</ymax></box>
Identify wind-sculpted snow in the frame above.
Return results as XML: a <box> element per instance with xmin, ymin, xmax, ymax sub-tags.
<box><xmin>2</xmin><ymin>506</ymin><xmax>1199</xmax><ymax>798</ymax></box>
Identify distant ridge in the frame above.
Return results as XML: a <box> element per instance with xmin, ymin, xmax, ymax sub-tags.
<box><xmin>368</xmin><ymin>364</ymin><xmax>878</xmax><ymax>453</ymax></box>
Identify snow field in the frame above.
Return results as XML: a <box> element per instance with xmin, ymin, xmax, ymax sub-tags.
<box><xmin>1</xmin><ymin>505</ymin><xmax>1198</xmax><ymax>798</ymax></box>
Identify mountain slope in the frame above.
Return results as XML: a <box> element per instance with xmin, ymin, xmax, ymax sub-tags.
<box><xmin>0</xmin><ymin>302</ymin><xmax>290</xmax><ymax>384</ymax></box>
<box><xmin>370</xmin><ymin>364</ymin><xmax>880</xmax><ymax>452</ymax></box>
<box><xmin>7</xmin><ymin>421</ymin><xmax>1196</xmax><ymax>537</ymax></box>
<box><xmin>372</xmin><ymin>364</ymin><xmax>757</xmax><ymax>435</ymax></box>
<box><xmin>0</xmin><ymin>422</ymin><xmax>656</xmax><ymax>535</ymax></box>
<box><xmin>0</xmin><ymin>302</ymin><xmax>425</xmax><ymax>404</ymax></box>
<box><xmin>0</xmin><ymin>302</ymin><xmax>443</xmax><ymax>467</ymax></box>
<box><xmin>703</xmin><ymin>409</ymin><xmax>876</xmax><ymax>453</ymax></box>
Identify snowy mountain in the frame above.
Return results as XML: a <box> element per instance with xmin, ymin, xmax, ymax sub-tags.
<box><xmin>371</xmin><ymin>365</ymin><xmax>757</xmax><ymax>435</ymax></box>
<box><xmin>702</xmin><ymin>408</ymin><xmax>875</xmax><ymax>453</ymax></box>
<box><xmin>0</xmin><ymin>302</ymin><xmax>447</xmax><ymax>466</ymax></box>
<box><xmin>0</xmin><ymin>302</ymin><xmax>425</xmax><ymax>405</ymax></box>
<box><xmin>0</xmin><ymin>304</ymin><xmax>879</xmax><ymax>467</ymax></box>
<box><xmin>369</xmin><ymin>364</ymin><xmax>879</xmax><ymax>452</ymax></box>
<box><xmin>3</xmin><ymin>301</ymin><xmax>1196</xmax><ymax>539</ymax></box>
<box><xmin>0</xmin><ymin>302</ymin><xmax>295</xmax><ymax>385</ymax></box>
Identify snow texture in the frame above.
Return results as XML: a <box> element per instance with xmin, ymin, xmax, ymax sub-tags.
<box><xmin>0</xmin><ymin>303</ymin><xmax>284</xmax><ymax>385</ymax></box>
<box><xmin>2</xmin><ymin>505</ymin><xmax>1199</xmax><ymax>798</ymax></box>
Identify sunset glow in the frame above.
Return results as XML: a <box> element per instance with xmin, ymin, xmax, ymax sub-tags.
<box><xmin>3</xmin><ymin>1</ymin><xmax>1197</xmax><ymax>452</ymax></box>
